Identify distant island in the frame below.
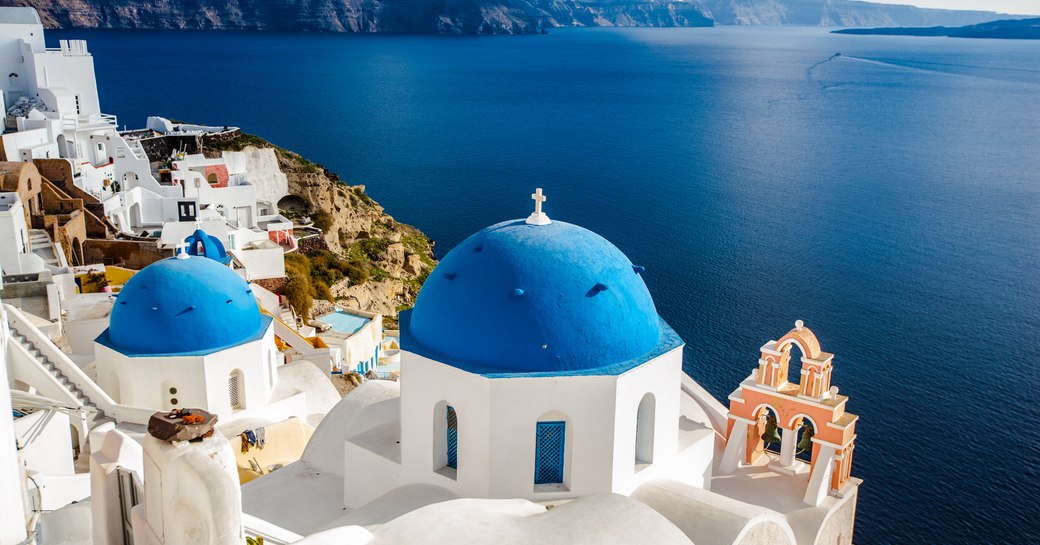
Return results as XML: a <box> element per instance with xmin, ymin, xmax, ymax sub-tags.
<box><xmin>833</xmin><ymin>17</ymin><xmax>1040</xmax><ymax>39</ymax></box>
<box><xmin>0</xmin><ymin>0</ymin><xmax>1028</xmax><ymax>35</ymax></box>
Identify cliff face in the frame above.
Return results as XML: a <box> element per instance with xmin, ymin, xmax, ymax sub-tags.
<box><xmin>205</xmin><ymin>133</ymin><xmax>436</xmax><ymax>323</ymax></box>
<box><xmin>1</xmin><ymin>0</ymin><xmax>1018</xmax><ymax>33</ymax></box>
<box><xmin>697</xmin><ymin>0</ymin><xmax>1015</xmax><ymax>27</ymax></box>
<box><xmin>5</xmin><ymin>0</ymin><xmax>711</xmax><ymax>34</ymax></box>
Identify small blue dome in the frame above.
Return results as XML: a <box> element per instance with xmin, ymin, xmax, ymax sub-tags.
<box><xmin>406</xmin><ymin>219</ymin><xmax>663</xmax><ymax>373</ymax></box>
<box><xmin>103</xmin><ymin>256</ymin><xmax>264</xmax><ymax>356</ymax></box>
<box><xmin>184</xmin><ymin>229</ymin><xmax>230</xmax><ymax>265</ymax></box>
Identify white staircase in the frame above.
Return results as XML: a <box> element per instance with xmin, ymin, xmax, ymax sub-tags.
<box><xmin>279</xmin><ymin>304</ymin><xmax>297</xmax><ymax>328</ymax></box>
<box><xmin>10</xmin><ymin>331</ymin><xmax>106</xmax><ymax>422</ymax></box>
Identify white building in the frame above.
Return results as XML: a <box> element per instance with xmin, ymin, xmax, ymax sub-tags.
<box><xmin>0</xmin><ymin>8</ymin><xmax>100</xmax><ymax>124</ymax></box>
<box><xmin>232</xmin><ymin>191</ymin><xmax>861</xmax><ymax>545</ymax></box>
<box><xmin>0</xmin><ymin>191</ymin><xmax>45</xmax><ymax>275</ymax></box>
<box><xmin>93</xmin><ymin>250</ymin><xmax>282</xmax><ymax>422</ymax></box>
<box><xmin>0</xmin><ymin>10</ymin><xmax>294</xmax><ymax>252</ymax></box>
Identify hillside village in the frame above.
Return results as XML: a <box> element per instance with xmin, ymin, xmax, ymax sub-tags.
<box><xmin>0</xmin><ymin>7</ymin><xmax>863</xmax><ymax>545</ymax></box>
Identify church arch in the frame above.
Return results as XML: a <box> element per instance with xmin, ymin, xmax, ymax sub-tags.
<box><xmin>752</xmin><ymin>405</ymin><xmax>782</xmax><ymax>456</ymax></box>
<box><xmin>431</xmin><ymin>400</ymin><xmax>458</xmax><ymax>478</ymax></box>
<box><xmin>788</xmin><ymin>414</ymin><xmax>818</xmax><ymax>464</ymax></box>
<box><xmin>783</xmin><ymin>341</ymin><xmax>807</xmax><ymax>388</ymax></box>
<box><xmin>635</xmin><ymin>393</ymin><xmax>655</xmax><ymax>465</ymax></box>
<box><xmin>70</xmin><ymin>237</ymin><xmax>83</xmax><ymax>266</ymax></box>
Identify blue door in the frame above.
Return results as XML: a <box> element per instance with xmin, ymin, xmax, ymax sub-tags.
<box><xmin>446</xmin><ymin>406</ymin><xmax>458</xmax><ymax>469</ymax></box>
<box><xmin>534</xmin><ymin>421</ymin><xmax>565</xmax><ymax>484</ymax></box>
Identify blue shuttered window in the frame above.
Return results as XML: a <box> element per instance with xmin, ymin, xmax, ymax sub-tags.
<box><xmin>534</xmin><ymin>421</ymin><xmax>565</xmax><ymax>485</ymax></box>
<box><xmin>446</xmin><ymin>406</ymin><xmax>458</xmax><ymax>469</ymax></box>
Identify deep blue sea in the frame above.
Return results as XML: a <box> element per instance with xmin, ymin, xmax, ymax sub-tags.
<box><xmin>52</xmin><ymin>26</ymin><xmax>1040</xmax><ymax>543</ymax></box>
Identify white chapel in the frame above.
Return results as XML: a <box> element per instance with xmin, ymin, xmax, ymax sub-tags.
<box><xmin>232</xmin><ymin>190</ymin><xmax>861</xmax><ymax>545</ymax></box>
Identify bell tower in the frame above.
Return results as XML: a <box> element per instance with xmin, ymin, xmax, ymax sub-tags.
<box><xmin>718</xmin><ymin>321</ymin><xmax>859</xmax><ymax>506</ymax></box>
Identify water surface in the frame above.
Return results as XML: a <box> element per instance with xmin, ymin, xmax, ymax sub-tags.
<box><xmin>56</xmin><ymin>26</ymin><xmax>1040</xmax><ymax>544</ymax></box>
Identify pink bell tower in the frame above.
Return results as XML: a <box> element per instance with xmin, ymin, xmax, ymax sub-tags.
<box><xmin>718</xmin><ymin>321</ymin><xmax>859</xmax><ymax>506</ymax></box>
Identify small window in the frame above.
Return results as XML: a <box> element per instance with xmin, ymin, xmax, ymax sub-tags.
<box><xmin>170</xmin><ymin>398</ymin><xmax>178</xmax><ymax>405</ymax></box>
<box><xmin>446</xmin><ymin>406</ymin><xmax>458</xmax><ymax>469</ymax></box>
<box><xmin>229</xmin><ymin>371</ymin><xmax>243</xmax><ymax>409</ymax></box>
<box><xmin>635</xmin><ymin>393</ymin><xmax>656</xmax><ymax>465</ymax></box>
<box><xmin>169</xmin><ymin>387</ymin><xmax>177</xmax><ymax>395</ymax></box>
<box><xmin>535</xmin><ymin>421</ymin><xmax>565</xmax><ymax>485</ymax></box>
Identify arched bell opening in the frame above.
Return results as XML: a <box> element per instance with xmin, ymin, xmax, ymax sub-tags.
<box><xmin>750</xmin><ymin>405</ymin><xmax>782</xmax><ymax>461</ymax></box>
<box><xmin>792</xmin><ymin>416</ymin><xmax>817</xmax><ymax>464</ymax></box>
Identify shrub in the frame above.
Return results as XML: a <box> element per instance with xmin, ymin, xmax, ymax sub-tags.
<box><xmin>312</xmin><ymin>210</ymin><xmax>333</xmax><ymax>233</ymax></box>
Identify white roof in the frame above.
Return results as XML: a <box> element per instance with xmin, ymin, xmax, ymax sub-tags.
<box><xmin>0</xmin><ymin>7</ymin><xmax>42</xmax><ymax>25</ymax></box>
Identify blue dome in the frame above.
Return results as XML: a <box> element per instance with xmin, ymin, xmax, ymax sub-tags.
<box><xmin>184</xmin><ymin>229</ymin><xmax>230</xmax><ymax>265</ymax></box>
<box><xmin>406</xmin><ymin>219</ymin><xmax>664</xmax><ymax>374</ymax></box>
<box><xmin>103</xmin><ymin>256</ymin><xmax>265</xmax><ymax>356</ymax></box>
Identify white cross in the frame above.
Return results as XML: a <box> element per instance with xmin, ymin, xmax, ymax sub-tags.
<box><xmin>531</xmin><ymin>188</ymin><xmax>546</xmax><ymax>216</ymax></box>
<box><xmin>525</xmin><ymin>188</ymin><xmax>552</xmax><ymax>225</ymax></box>
<box><xmin>174</xmin><ymin>240</ymin><xmax>190</xmax><ymax>259</ymax></box>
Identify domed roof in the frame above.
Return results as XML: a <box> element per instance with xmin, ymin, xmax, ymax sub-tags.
<box><xmin>183</xmin><ymin>229</ymin><xmax>230</xmax><ymax>265</ymax></box>
<box><xmin>102</xmin><ymin>255</ymin><xmax>265</xmax><ymax>356</ymax></box>
<box><xmin>406</xmin><ymin>219</ymin><xmax>666</xmax><ymax>374</ymax></box>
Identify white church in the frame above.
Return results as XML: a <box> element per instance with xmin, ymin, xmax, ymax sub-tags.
<box><xmin>0</xmin><ymin>190</ymin><xmax>862</xmax><ymax>545</ymax></box>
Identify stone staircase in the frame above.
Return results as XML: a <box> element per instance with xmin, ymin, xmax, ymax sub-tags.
<box><xmin>279</xmin><ymin>304</ymin><xmax>297</xmax><ymax>329</ymax></box>
<box><xmin>29</xmin><ymin>229</ymin><xmax>62</xmax><ymax>268</ymax></box>
<box><xmin>10</xmin><ymin>331</ymin><xmax>106</xmax><ymax>422</ymax></box>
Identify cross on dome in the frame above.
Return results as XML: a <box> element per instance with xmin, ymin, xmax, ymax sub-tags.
<box><xmin>174</xmin><ymin>240</ymin><xmax>191</xmax><ymax>259</ymax></box>
<box><xmin>525</xmin><ymin>187</ymin><xmax>552</xmax><ymax>226</ymax></box>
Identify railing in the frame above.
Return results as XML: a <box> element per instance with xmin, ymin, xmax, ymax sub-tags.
<box><xmin>60</xmin><ymin>113</ymin><xmax>118</xmax><ymax>131</ymax></box>
<box><xmin>5</xmin><ymin>304</ymin><xmax>155</xmax><ymax>425</ymax></box>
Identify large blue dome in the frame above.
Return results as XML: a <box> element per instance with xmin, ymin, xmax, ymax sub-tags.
<box><xmin>406</xmin><ymin>219</ymin><xmax>665</xmax><ymax>374</ymax></box>
<box><xmin>102</xmin><ymin>256</ymin><xmax>265</xmax><ymax>356</ymax></box>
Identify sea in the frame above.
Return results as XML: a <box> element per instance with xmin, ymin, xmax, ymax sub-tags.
<box><xmin>51</xmin><ymin>26</ymin><xmax>1040</xmax><ymax>544</ymax></box>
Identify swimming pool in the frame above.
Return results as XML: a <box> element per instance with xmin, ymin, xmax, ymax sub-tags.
<box><xmin>316</xmin><ymin>310</ymin><xmax>370</xmax><ymax>336</ymax></box>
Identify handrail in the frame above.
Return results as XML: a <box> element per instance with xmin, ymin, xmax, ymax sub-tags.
<box><xmin>4</xmin><ymin>304</ymin><xmax>154</xmax><ymax>425</ymax></box>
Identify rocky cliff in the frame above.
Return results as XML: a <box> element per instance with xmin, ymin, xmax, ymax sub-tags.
<box><xmin>4</xmin><ymin>0</ymin><xmax>711</xmax><ymax>34</ymax></box>
<box><xmin>206</xmin><ymin>133</ymin><xmax>436</xmax><ymax>324</ymax></box>
<box><xmin>697</xmin><ymin>0</ymin><xmax>1017</xmax><ymax>27</ymax></box>
<box><xmin>1</xmin><ymin>0</ymin><xmax>1019</xmax><ymax>33</ymax></box>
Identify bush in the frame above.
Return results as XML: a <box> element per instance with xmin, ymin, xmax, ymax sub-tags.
<box><xmin>312</xmin><ymin>210</ymin><xmax>333</xmax><ymax>233</ymax></box>
<box><xmin>283</xmin><ymin>275</ymin><xmax>312</xmax><ymax>321</ymax></box>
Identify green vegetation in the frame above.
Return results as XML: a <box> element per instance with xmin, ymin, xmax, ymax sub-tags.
<box><xmin>283</xmin><ymin>254</ymin><xmax>315</xmax><ymax>321</ymax></box>
<box><xmin>311</xmin><ymin>210</ymin><xmax>333</xmax><ymax>233</ymax></box>
<box><xmin>207</xmin><ymin>131</ymin><xmax>320</xmax><ymax>173</ymax></box>
<box><xmin>282</xmin><ymin>250</ymin><xmax>374</xmax><ymax>318</ymax></box>
<box><xmin>346</xmin><ymin>237</ymin><xmax>391</xmax><ymax>262</ymax></box>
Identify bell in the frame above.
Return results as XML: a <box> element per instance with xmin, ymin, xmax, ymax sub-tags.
<box><xmin>797</xmin><ymin>425</ymin><xmax>814</xmax><ymax>453</ymax></box>
<box><xmin>761</xmin><ymin>420</ymin><xmax>781</xmax><ymax>445</ymax></box>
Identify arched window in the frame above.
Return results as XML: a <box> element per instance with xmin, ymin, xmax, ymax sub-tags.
<box><xmin>534</xmin><ymin>421</ymin><xmax>566</xmax><ymax>485</ymax></box>
<box><xmin>446</xmin><ymin>406</ymin><xmax>458</xmax><ymax>469</ymax></box>
<box><xmin>229</xmin><ymin>370</ymin><xmax>244</xmax><ymax>410</ymax></box>
<box><xmin>432</xmin><ymin>400</ymin><xmax>457</xmax><ymax>478</ymax></box>
<box><xmin>635</xmin><ymin>393</ymin><xmax>655</xmax><ymax>465</ymax></box>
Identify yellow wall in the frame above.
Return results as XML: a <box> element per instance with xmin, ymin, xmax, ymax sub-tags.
<box><xmin>228</xmin><ymin>417</ymin><xmax>315</xmax><ymax>484</ymax></box>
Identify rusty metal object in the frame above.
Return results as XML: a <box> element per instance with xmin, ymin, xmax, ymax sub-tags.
<box><xmin>148</xmin><ymin>409</ymin><xmax>218</xmax><ymax>442</ymax></box>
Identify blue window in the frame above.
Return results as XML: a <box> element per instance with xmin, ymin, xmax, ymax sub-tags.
<box><xmin>534</xmin><ymin>421</ymin><xmax>565</xmax><ymax>485</ymax></box>
<box><xmin>446</xmin><ymin>406</ymin><xmax>458</xmax><ymax>469</ymax></box>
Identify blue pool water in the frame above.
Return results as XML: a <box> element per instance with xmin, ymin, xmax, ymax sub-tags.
<box><xmin>317</xmin><ymin>310</ymin><xmax>370</xmax><ymax>336</ymax></box>
<box><xmin>57</xmin><ymin>26</ymin><xmax>1040</xmax><ymax>543</ymax></box>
